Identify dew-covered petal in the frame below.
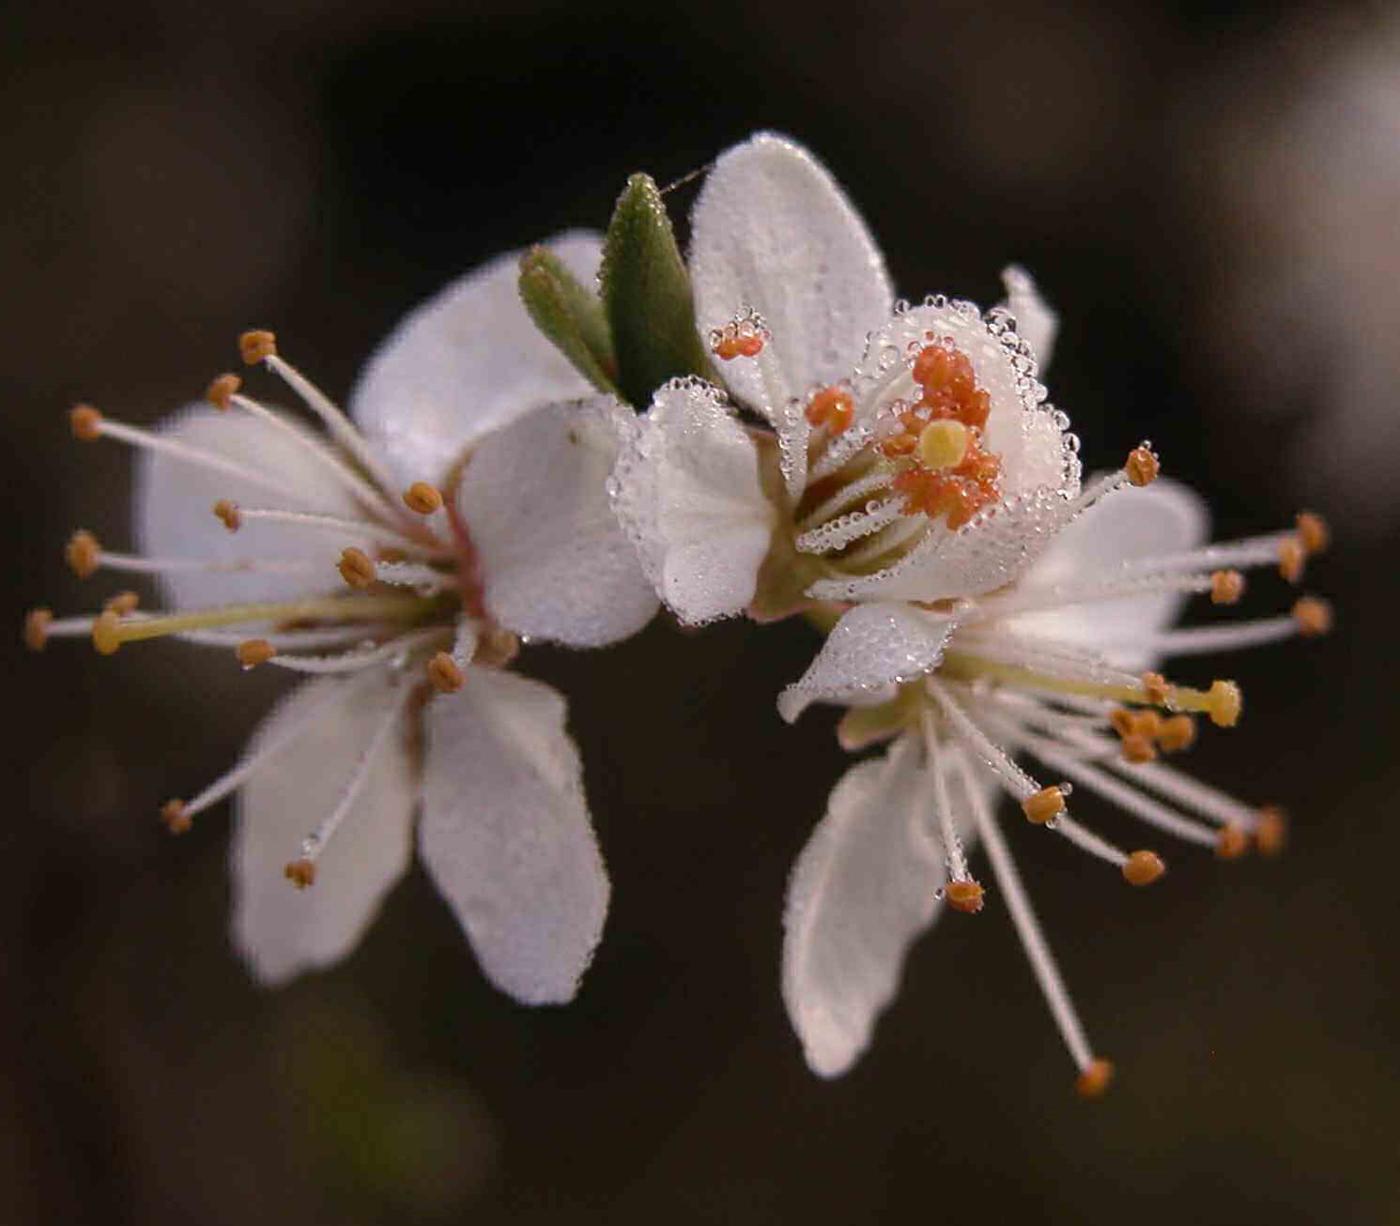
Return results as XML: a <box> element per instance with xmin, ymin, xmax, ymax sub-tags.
<box><xmin>611</xmin><ymin>378</ymin><xmax>776</xmax><ymax>624</ymax></box>
<box><xmin>689</xmin><ymin>132</ymin><xmax>892</xmax><ymax>420</ymax></box>
<box><xmin>778</xmin><ymin>602</ymin><xmax>954</xmax><ymax>723</ymax></box>
<box><xmin>419</xmin><ymin>669</ymin><xmax>608</xmax><ymax>1006</ymax></box>
<box><xmin>1000</xmin><ymin>265</ymin><xmax>1059</xmax><ymax>373</ymax></box>
<box><xmin>137</xmin><ymin>403</ymin><xmax>372</xmax><ymax>610</ymax></box>
<box><xmin>1006</xmin><ymin>478</ymin><xmax>1210</xmax><ymax>666</ymax></box>
<box><xmin>231</xmin><ymin>674</ymin><xmax>415</xmax><ymax>986</ymax></box>
<box><xmin>350</xmin><ymin>231</ymin><xmax>602</xmax><ymax>490</ymax></box>
<box><xmin>807</xmin><ymin>487</ymin><xmax>1078</xmax><ymax>604</ymax></box>
<box><xmin>458</xmin><ymin>397</ymin><xmax>658</xmax><ymax>647</ymax></box>
<box><xmin>783</xmin><ymin>735</ymin><xmax>945</xmax><ymax>1078</ymax></box>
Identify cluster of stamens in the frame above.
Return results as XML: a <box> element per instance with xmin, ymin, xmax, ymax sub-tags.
<box><xmin>709</xmin><ymin>311</ymin><xmax>769</xmax><ymax>362</ymax></box>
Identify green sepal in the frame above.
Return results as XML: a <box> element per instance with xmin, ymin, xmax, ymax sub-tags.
<box><xmin>600</xmin><ymin>173</ymin><xmax>715</xmax><ymax>407</ymax></box>
<box><xmin>518</xmin><ymin>245</ymin><xmax>618</xmax><ymax>394</ymax></box>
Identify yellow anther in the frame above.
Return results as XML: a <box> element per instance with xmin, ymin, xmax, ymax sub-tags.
<box><xmin>23</xmin><ymin>607</ymin><xmax>53</xmax><ymax>652</ymax></box>
<box><xmin>1022</xmin><ymin>786</ymin><xmax>1066</xmax><ymax>825</ymax></box>
<box><xmin>1296</xmin><ymin>511</ymin><xmax>1329</xmax><ymax>556</ymax></box>
<box><xmin>1216</xmin><ymin>825</ymin><xmax>1250</xmax><ymax>860</ymax></box>
<box><xmin>212</xmin><ymin>499</ymin><xmax>242</xmax><ymax>532</ymax></box>
<box><xmin>403</xmin><ymin>481</ymin><xmax>444</xmax><ymax>515</ymax></box>
<box><xmin>205</xmin><ymin>373</ymin><xmax>242</xmax><ymax>411</ymax></box>
<box><xmin>1121</xmin><ymin>733</ymin><xmax>1157</xmax><ymax>764</ymax></box>
<box><xmin>1254</xmin><ymin>806</ymin><xmax>1287</xmax><ymax>857</ymax></box>
<box><xmin>284</xmin><ymin>858</ymin><xmax>316</xmax><ymax>889</ymax></box>
<box><xmin>65</xmin><ymin>530</ymin><xmax>100</xmax><ymax>578</ymax></box>
<box><xmin>1125</xmin><ymin>445</ymin><xmax>1159</xmax><ymax>487</ymax></box>
<box><xmin>916</xmin><ymin>419</ymin><xmax>970</xmax><ymax>471</ymax></box>
<box><xmin>1075</xmin><ymin>1059</ymin><xmax>1115</xmax><ymax>1100</ymax></box>
<box><xmin>1278</xmin><ymin>536</ymin><xmax>1306</xmax><ymax>583</ymax></box>
<box><xmin>69</xmin><ymin>404</ymin><xmax>103</xmax><ymax>441</ymax></box>
<box><xmin>1122</xmin><ymin>849</ymin><xmax>1166</xmax><ymax>886</ymax></box>
<box><xmin>1292</xmin><ymin>596</ymin><xmax>1332</xmax><ymax>638</ymax></box>
<box><xmin>1140</xmin><ymin>672</ymin><xmax>1169</xmax><ymax>706</ymax></box>
<box><xmin>238</xmin><ymin>329</ymin><xmax>277</xmax><ymax>365</ymax></box>
<box><xmin>104</xmin><ymin>591</ymin><xmax>140</xmax><ymax>615</ymax></box>
<box><xmin>945</xmin><ymin>879</ymin><xmax>985</xmax><ymax>914</ymax></box>
<box><xmin>337</xmin><ymin>547</ymin><xmax>376</xmax><ymax>589</ymax></box>
<box><xmin>426</xmin><ymin>651</ymin><xmax>465</xmax><ymax>693</ymax></box>
<box><xmin>1210</xmin><ymin>569</ymin><xmax>1245</xmax><ymax>605</ymax></box>
<box><xmin>161</xmin><ymin>799</ymin><xmax>192</xmax><ymax>835</ymax></box>
<box><xmin>1157</xmin><ymin>714</ymin><xmax>1196</xmax><ymax>753</ymax></box>
<box><xmin>236</xmin><ymin>638</ymin><xmax>276</xmax><ymax>668</ymax></box>
<box><xmin>92</xmin><ymin>610</ymin><xmax>122</xmax><ymax>655</ymax></box>
<box><xmin>1206</xmin><ymin>679</ymin><xmax>1242</xmax><ymax>727</ymax></box>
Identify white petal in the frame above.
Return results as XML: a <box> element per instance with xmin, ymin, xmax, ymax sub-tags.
<box><xmin>783</xmin><ymin>735</ymin><xmax>945</xmax><ymax>1078</ymax></box>
<box><xmin>778</xmin><ymin>602</ymin><xmax>954</xmax><ymax>723</ymax></box>
<box><xmin>1000</xmin><ymin>265</ymin><xmax>1059</xmax><ymax>372</ymax></box>
<box><xmin>690</xmin><ymin>133</ymin><xmax>892</xmax><ymax>418</ymax></box>
<box><xmin>611</xmin><ymin>378</ymin><xmax>776</xmax><ymax>624</ymax></box>
<box><xmin>458</xmin><ymin>397</ymin><xmax>658</xmax><ymax>647</ymax></box>
<box><xmin>808</xmin><ymin>487</ymin><xmax>1078</xmax><ymax>604</ymax></box>
<box><xmin>1007</xmin><ymin>478</ymin><xmax>1210</xmax><ymax>665</ymax></box>
<box><xmin>231</xmin><ymin>675</ymin><xmax>415</xmax><ymax>986</ymax></box>
<box><xmin>419</xmin><ymin>669</ymin><xmax>608</xmax><ymax>1005</ymax></box>
<box><xmin>136</xmin><ymin>403</ymin><xmax>370</xmax><ymax>610</ymax></box>
<box><xmin>349</xmin><ymin>231</ymin><xmax>602</xmax><ymax>490</ymax></box>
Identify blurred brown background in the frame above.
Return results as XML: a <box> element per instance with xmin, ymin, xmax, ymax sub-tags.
<box><xmin>6</xmin><ymin>1</ymin><xmax>1396</xmax><ymax>1222</ymax></box>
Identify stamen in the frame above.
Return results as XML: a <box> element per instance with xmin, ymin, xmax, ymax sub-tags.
<box><xmin>90</xmin><ymin>592</ymin><xmax>426</xmax><ymax>655</ymax></box>
<box><xmin>1278</xmin><ymin>536</ymin><xmax>1306</xmax><ymax>583</ymax></box>
<box><xmin>797</xmin><ymin>470</ymin><xmax>894</xmax><ymax>532</ymax></box>
<box><xmin>951</xmin><ymin>747</ymin><xmax>1099</xmax><ymax>1078</ymax></box>
<box><xmin>1122</xmin><ymin>850</ymin><xmax>1166</xmax><ymax>886</ymax></box>
<box><xmin>374</xmin><ymin>561</ymin><xmax>455</xmax><ymax>593</ymax></box>
<box><xmin>1296</xmin><ymin>512</ymin><xmax>1329</xmax><ymax>556</ymax></box>
<box><xmin>1022</xmin><ymin>787</ymin><xmax>1067</xmax><ymax>825</ymax></box>
<box><xmin>1216</xmin><ymin>826</ymin><xmax>1250</xmax><ymax>860</ymax></box>
<box><xmin>1121</xmin><ymin>532</ymin><xmax>1295</xmax><ymax>578</ymax></box>
<box><xmin>70</xmin><ymin>404</ymin><xmax>103</xmax><ymax>441</ymax></box>
<box><xmin>928</xmin><ymin>678</ymin><xmax>1044</xmax><ymax>802</ymax></box>
<box><xmin>794</xmin><ymin>499</ymin><xmax>903</xmax><ymax>554</ymax></box>
<box><xmin>922</xmin><ymin>710</ymin><xmax>973</xmax><ymax>889</ymax></box>
<box><xmin>105</xmin><ymin>592</ymin><xmax>139</xmax><ymax>615</ymax></box>
<box><xmin>205</xmin><ymin>373</ymin><xmax>242</xmax><ymax>411</ymax></box>
<box><xmin>427</xmin><ymin>651</ymin><xmax>465</xmax><ymax>693</ymax></box>
<box><xmin>23</xmin><ymin>608</ymin><xmax>52</xmax><ymax>651</ymax></box>
<box><xmin>1158</xmin><ymin>714</ymin><xmax>1196</xmax><ymax>752</ymax></box>
<box><xmin>264</xmin><ymin>627</ymin><xmax>447</xmax><ymax>674</ymax></box>
<box><xmin>965</xmin><ymin>571</ymin><xmax>1217</xmax><ymax>621</ymax></box>
<box><xmin>338</xmin><ymin>547</ymin><xmax>376</xmax><ymax>589</ymax></box>
<box><xmin>65</xmin><ymin>531</ymin><xmax>100</xmax><ymax>578</ymax></box>
<box><xmin>236</xmin><ymin>639</ymin><xmax>276</xmax><ymax>669</ymax></box>
<box><xmin>213</xmin><ymin>500</ymin><xmax>242</xmax><ymax>531</ymax></box>
<box><xmin>1293</xmin><ymin>596</ymin><xmax>1333</xmax><ymax>637</ymax></box>
<box><xmin>403</xmin><ymin>482</ymin><xmax>444</xmax><ymax>515</ymax></box>
<box><xmin>808</xmin><ymin>422</ymin><xmax>876</xmax><ymax>482</ymax></box>
<box><xmin>1075</xmin><ymin>1059</ymin><xmax>1115</xmax><ymax>1100</ymax></box>
<box><xmin>1254</xmin><ymin>806</ymin><xmax>1287</xmax><ymax>856</ymax></box>
<box><xmin>804</xmin><ymin>386</ymin><xmax>855</xmax><ymax>435</ymax></box>
<box><xmin>74</xmin><ymin>543</ymin><xmax>317</xmax><ymax>580</ymax></box>
<box><xmin>1136</xmin><ymin>616</ymin><xmax>1308</xmax><ymax>657</ymax></box>
<box><xmin>161</xmin><ymin>799</ymin><xmax>191</xmax><ymax>835</ymax></box>
<box><xmin>945</xmin><ymin>881</ymin><xmax>985</xmax><ymax>914</ymax></box>
<box><xmin>1124</xmin><ymin>445</ymin><xmax>1160</xmax><ymax>487</ymax></box>
<box><xmin>285</xmin><ymin>860</ymin><xmax>316</xmax><ymax>889</ymax></box>
<box><xmin>239</xmin><ymin>330</ymin><xmax>278</xmax><ymax>364</ymax></box>
<box><xmin>1210</xmin><ymin>570</ymin><xmax>1245</xmax><ymax>605</ymax></box>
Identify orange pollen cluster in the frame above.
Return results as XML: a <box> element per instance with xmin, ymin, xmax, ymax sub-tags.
<box><xmin>803</xmin><ymin>385</ymin><xmax>854</xmax><ymax>435</ymax></box>
<box><xmin>1110</xmin><ymin>707</ymin><xmax>1196</xmax><ymax>762</ymax></box>
<box><xmin>709</xmin><ymin>318</ymin><xmax>768</xmax><ymax>361</ymax></box>
<box><xmin>883</xmin><ymin>342</ymin><xmax>1001</xmax><ymax>529</ymax></box>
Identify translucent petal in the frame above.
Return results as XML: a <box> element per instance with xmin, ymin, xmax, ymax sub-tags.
<box><xmin>782</xmin><ymin>736</ymin><xmax>945</xmax><ymax>1078</ymax></box>
<box><xmin>1000</xmin><ymin>265</ymin><xmax>1059</xmax><ymax>373</ymax></box>
<box><xmin>419</xmin><ymin>669</ymin><xmax>608</xmax><ymax>1006</ymax></box>
<box><xmin>778</xmin><ymin>602</ymin><xmax>954</xmax><ymax>723</ymax></box>
<box><xmin>610</xmin><ymin>378</ymin><xmax>776</xmax><ymax>624</ymax></box>
<box><xmin>459</xmin><ymin>397</ymin><xmax>658</xmax><ymax>647</ymax></box>
<box><xmin>136</xmin><ymin>403</ymin><xmax>370</xmax><ymax>610</ymax></box>
<box><xmin>689</xmin><ymin>132</ymin><xmax>892</xmax><ymax>419</ymax></box>
<box><xmin>350</xmin><ymin>231</ymin><xmax>602</xmax><ymax>489</ymax></box>
<box><xmin>1006</xmin><ymin>478</ymin><xmax>1210</xmax><ymax>667</ymax></box>
<box><xmin>231</xmin><ymin>675</ymin><xmax>415</xmax><ymax>986</ymax></box>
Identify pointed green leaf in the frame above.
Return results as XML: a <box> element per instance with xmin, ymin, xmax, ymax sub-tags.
<box><xmin>601</xmin><ymin>173</ymin><xmax>715</xmax><ymax>407</ymax></box>
<box><xmin>518</xmin><ymin>246</ymin><xmax>617</xmax><ymax>394</ymax></box>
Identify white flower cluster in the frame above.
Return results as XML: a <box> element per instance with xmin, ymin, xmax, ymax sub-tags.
<box><xmin>28</xmin><ymin>135</ymin><xmax>1331</xmax><ymax>1096</ymax></box>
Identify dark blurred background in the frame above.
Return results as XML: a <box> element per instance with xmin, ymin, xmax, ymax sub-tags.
<box><xmin>6</xmin><ymin>1</ymin><xmax>1396</xmax><ymax>1222</ymax></box>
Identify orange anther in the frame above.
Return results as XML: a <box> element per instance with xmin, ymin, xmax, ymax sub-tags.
<box><xmin>1254</xmin><ymin>806</ymin><xmax>1287</xmax><ymax>857</ymax></box>
<box><xmin>92</xmin><ymin>610</ymin><xmax>122</xmax><ymax>655</ymax></box>
<box><xmin>1130</xmin><ymin>709</ymin><xmax>1163</xmax><ymax>740</ymax></box>
<box><xmin>403</xmin><ymin>482</ymin><xmax>443</xmax><ymax>515</ymax></box>
<box><xmin>23</xmin><ymin>607</ymin><xmax>52</xmax><ymax>652</ymax></box>
<box><xmin>238</xmin><ymin>329</ymin><xmax>277</xmax><ymax>365</ymax></box>
<box><xmin>804</xmin><ymin>386</ymin><xmax>854</xmax><ymax>435</ymax></box>
<box><xmin>426</xmin><ymin>651</ymin><xmax>465</xmax><ymax>693</ymax></box>
<box><xmin>1216</xmin><ymin>825</ymin><xmax>1250</xmax><ymax>860</ymax></box>
<box><xmin>1296</xmin><ymin>511</ymin><xmax>1329</xmax><ymax>556</ymax></box>
<box><xmin>945</xmin><ymin>879</ymin><xmax>985</xmax><ymax>914</ymax></box>
<box><xmin>713</xmin><ymin>331</ymin><xmax>764</xmax><ymax>360</ymax></box>
<box><xmin>879</xmin><ymin>432</ymin><xmax>918</xmax><ymax>458</ymax></box>
<box><xmin>65</xmin><ymin>530</ymin><xmax>100</xmax><ymax>579</ymax></box>
<box><xmin>1075</xmin><ymin>1059</ymin><xmax>1115</xmax><ymax>1100</ymax></box>
<box><xmin>1207</xmin><ymin>679</ymin><xmax>1242</xmax><ymax>728</ymax></box>
<box><xmin>104</xmin><ymin>591</ymin><xmax>139</xmax><ymax>615</ymax></box>
<box><xmin>69</xmin><ymin>404</ymin><xmax>103</xmax><ymax>441</ymax></box>
<box><xmin>212</xmin><ymin>499</ymin><xmax>242</xmax><ymax>532</ymax></box>
<box><xmin>1125</xmin><ymin>446</ymin><xmax>1160</xmax><ymax>487</ymax></box>
<box><xmin>205</xmin><ymin>373</ymin><xmax>242</xmax><ymax>411</ymax></box>
<box><xmin>961</xmin><ymin>388</ymin><xmax>991</xmax><ymax>432</ymax></box>
<box><xmin>284</xmin><ymin>859</ymin><xmax>316</xmax><ymax>888</ymax></box>
<box><xmin>473</xmin><ymin>626</ymin><xmax>521</xmax><ymax>669</ymax></box>
<box><xmin>1109</xmin><ymin>707</ymin><xmax>1135</xmax><ymax>738</ymax></box>
<box><xmin>1278</xmin><ymin>536</ymin><xmax>1306</xmax><ymax>583</ymax></box>
<box><xmin>236</xmin><ymin>638</ymin><xmax>276</xmax><ymax>668</ymax></box>
<box><xmin>1022</xmin><ymin>786</ymin><xmax>1066</xmax><ymax>825</ymax></box>
<box><xmin>1292</xmin><ymin>597</ymin><xmax>1332</xmax><ymax>637</ymax></box>
<box><xmin>1140</xmin><ymin>672</ymin><xmax>1169</xmax><ymax>705</ymax></box>
<box><xmin>1122</xmin><ymin>850</ymin><xmax>1166</xmax><ymax>886</ymax></box>
<box><xmin>161</xmin><ymin>799</ymin><xmax>192</xmax><ymax>835</ymax></box>
<box><xmin>1210</xmin><ymin>570</ymin><xmax>1245</xmax><ymax>605</ymax></box>
<box><xmin>337</xmin><ymin>547</ymin><xmax>376</xmax><ymax>589</ymax></box>
<box><xmin>1157</xmin><ymin>714</ymin><xmax>1196</xmax><ymax>753</ymax></box>
<box><xmin>1121</xmin><ymin>733</ymin><xmax>1157</xmax><ymax>764</ymax></box>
